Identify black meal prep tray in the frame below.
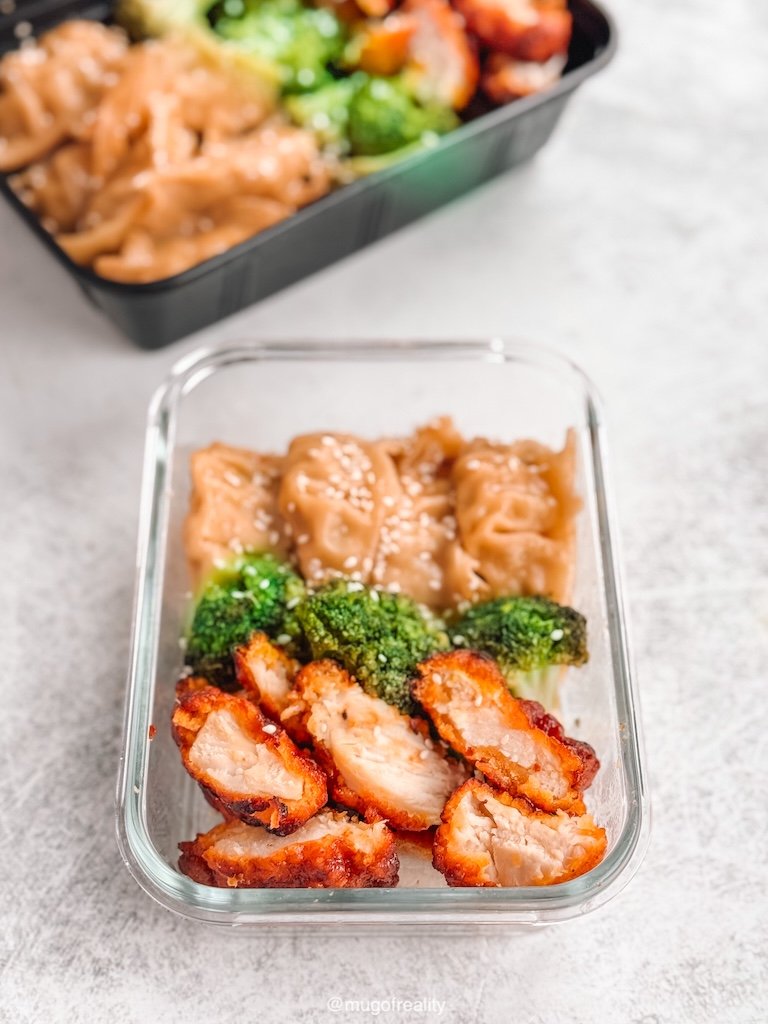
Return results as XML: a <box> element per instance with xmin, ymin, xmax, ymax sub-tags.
<box><xmin>0</xmin><ymin>0</ymin><xmax>615</xmax><ymax>347</ymax></box>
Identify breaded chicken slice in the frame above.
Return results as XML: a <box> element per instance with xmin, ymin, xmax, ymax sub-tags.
<box><xmin>454</xmin><ymin>0</ymin><xmax>572</xmax><ymax>63</ymax></box>
<box><xmin>172</xmin><ymin>687</ymin><xmax>327</xmax><ymax>835</ymax></box>
<box><xmin>401</xmin><ymin>0</ymin><xmax>479</xmax><ymax>111</ymax></box>
<box><xmin>234</xmin><ymin>632</ymin><xmax>299</xmax><ymax>722</ymax></box>
<box><xmin>434</xmin><ymin>779</ymin><xmax>606</xmax><ymax>887</ymax></box>
<box><xmin>178</xmin><ymin>811</ymin><xmax>399</xmax><ymax>888</ymax></box>
<box><xmin>518</xmin><ymin>698</ymin><xmax>600</xmax><ymax>790</ymax></box>
<box><xmin>285</xmin><ymin>660</ymin><xmax>467</xmax><ymax>830</ymax></box>
<box><xmin>412</xmin><ymin>650</ymin><xmax>588</xmax><ymax>812</ymax></box>
<box><xmin>481</xmin><ymin>52</ymin><xmax>566</xmax><ymax>103</ymax></box>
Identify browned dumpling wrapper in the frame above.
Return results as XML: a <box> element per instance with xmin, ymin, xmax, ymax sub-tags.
<box><xmin>371</xmin><ymin>417</ymin><xmax>483</xmax><ymax>606</ymax></box>
<box><xmin>279</xmin><ymin>432</ymin><xmax>400</xmax><ymax>585</ymax></box>
<box><xmin>179</xmin><ymin>811</ymin><xmax>399</xmax><ymax>888</ymax></box>
<box><xmin>184</xmin><ymin>443</ymin><xmax>287</xmax><ymax>585</ymax></box>
<box><xmin>0</xmin><ymin>22</ymin><xmax>128</xmax><ymax>172</ymax></box>
<box><xmin>172</xmin><ymin>686</ymin><xmax>327</xmax><ymax>835</ymax></box>
<box><xmin>452</xmin><ymin>429</ymin><xmax>578</xmax><ymax>603</ymax></box>
<box><xmin>183</xmin><ymin>418</ymin><xmax>579</xmax><ymax>609</ymax></box>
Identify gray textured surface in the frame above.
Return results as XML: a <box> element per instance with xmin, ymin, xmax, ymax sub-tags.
<box><xmin>2</xmin><ymin>0</ymin><xmax>767</xmax><ymax>1020</ymax></box>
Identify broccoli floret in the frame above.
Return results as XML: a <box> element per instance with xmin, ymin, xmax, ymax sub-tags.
<box><xmin>207</xmin><ymin>0</ymin><xmax>346</xmax><ymax>93</ymax></box>
<box><xmin>185</xmin><ymin>552</ymin><xmax>305</xmax><ymax>687</ymax></box>
<box><xmin>284</xmin><ymin>75</ymin><xmax>362</xmax><ymax>149</ymax></box>
<box><xmin>296</xmin><ymin>580</ymin><xmax>448</xmax><ymax>713</ymax></box>
<box><xmin>346</xmin><ymin>76</ymin><xmax>458</xmax><ymax>156</ymax></box>
<box><xmin>451</xmin><ymin>596</ymin><xmax>588</xmax><ymax>708</ymax></box>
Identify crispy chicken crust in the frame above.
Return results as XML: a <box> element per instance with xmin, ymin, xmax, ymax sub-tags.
<box><xmin>352</xmin><ymin>14</ymin><xmax>418</xmax><ymax>77</ymax></box>
<box><xmin>481</xmin><ymin>52</ymin><xmax>566</xmax><ymax>103</ymax></box>
<box><xmin>402</xmin><ymin>0</ymin><xmax>480</xmax><ymax>110</ymax></box>
<box><xmin>454</xmin><ymin>0</ymin><xmax>572</xmax><ymax>62</ymax></box>
<box><xmin>434</xmin><ymin>779</ymin><xmax>606</xmax><ymax>887</ymax></box>
<box><xmin>234</xmin><ymin>632</ymin><xmax>300</xmax><ymax>722</ymax></box>
<box><xmin>179</xmin><ymin>811</ymin><xmax>399</xmax><ymax>888</ymax></box>
<box><xmin>412</xmin><ymin>650</ymin><xmax>588</xmax><ymax>812</ymax></box>
<box><xmin>172</xmin><ymin>687</ymin><xmax>327</xmax><ymax>835</ymax></box>
<box><xmin>286</xmin><ymin>660</ymin><xmax>468</xmax><ymax>830</ymax></box>
<box><xmin>518</xmin><ymin>698</ymin><xmax>600</xmax><ymax>790</ymax></box>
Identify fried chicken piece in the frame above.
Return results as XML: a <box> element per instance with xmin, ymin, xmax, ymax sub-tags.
<box><xmin>518</xmin><ymin>698</ymin><xmax>600</xmax><ymax>790</ymax></box>
<box><xmin>351</xmin><ymin>0</ymin><xmax>398</xmax><ymax>16</ymax></box>
<box><xmin>453</xmin><ymin>0</ymin><xmax>572</xmax><ymax>62</ymax></box>
<box><xmin>433</xmin><ymin>779</ymin><xmax>606</xmax><ymax>887</ymax></box>
<box><xmin>179</xmin><ymin>810</ymin><xmax>399</xmax><ymax>888</ymax></box>
<box><xmin>351</xmin><ymin>14</ymin><xmax>418</xmax><ymax>77</ymax></box>
<box><xmin>234</xmin><ymin>632</ymin><xmax>300</xmax><ymax>721</ymax></box>
<box><xmin>401</xmin><ymin>0</ymin><xmax>480</xmax><ymax>111</ymax></box>
<box><xmin>412</xmin><ymin>650</ymin><xmax>588</xmax><ymax>812</ymax></box>
<box><xmin>481</xmin><ymin>52</ymin><xmax>566</xmax><ymax>103</ymax></box>
<box><xmin>172</xmin><ymin>687</ymin><xmax>327</xmax><ymax>835</ymax></box>
<box><xmin>286</xmin><ymin>660</ymin><xmax>467</xmax><ymax>830</ymax></box>
<box><xmin>174</xmin><ymin>674</ymin><xmax>215</xmax><ymax>701</ymax></box>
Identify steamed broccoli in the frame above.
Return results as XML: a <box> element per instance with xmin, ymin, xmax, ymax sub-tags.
<box><xmin>296</xmin><ymin>580</ymin><xmax>448</xmax><ymax>713</ymax></box>
<box><xmin>283</xmin><ymin>75</ymin><xmax>362</xmax><ymax>149</ymax></box>
<box><xmin>207</xmin><ymin>0</ymin><xmax>346</xmax><ymax>92</ymax></box>
<box><xmin>346</xmin><ymin>76</ymin><xmax>458</xmax><ymax>156</ymax></box>
<box><xmin>185</xmin><ymin>552</ymin><xmax>305</xmax><ymax>687</ymax></box>
<box><xmin>450</xmin><ymin>596</ymin><xmax>588</xmax><ymax>708</ymax></box>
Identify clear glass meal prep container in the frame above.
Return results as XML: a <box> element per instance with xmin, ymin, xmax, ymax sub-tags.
<box><xmin>116</xmin><ymin>339</ymin><xmax>649</xmax><ymax>927</ymax></box>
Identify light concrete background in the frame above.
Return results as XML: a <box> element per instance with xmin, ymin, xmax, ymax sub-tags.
<box><xmin>2</xmin><ymin>0</ymin><xmax>767</xmax><ymax>1021</ymax></box>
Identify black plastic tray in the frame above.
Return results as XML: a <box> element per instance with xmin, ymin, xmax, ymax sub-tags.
<box><xmin>0</xmin><ymin>0</ymin><xmax>615</xmax><ymax>347</ymax></box>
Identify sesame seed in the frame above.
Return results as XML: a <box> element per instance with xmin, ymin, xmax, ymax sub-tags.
<box><xmin>263</xmin><ymin>723</ymin><xmax>277</xmax><ymax>734</ymax></box>
<box><xmin>431</xmin><ymin>673</ymin><xmax>442</xmax><ymax>684</ymax></box>
<box><xmin>419</xmin><ymin>749</ymin><xmax>430</xmax><ymax>761</ymax></box>
<box><xmin>551</xmin><ymin>629</ymin><xmax>564</xmax><ymax>641</ymax></box>
<box><xmin>276</xmin><ymin>634</ymin><xmax>291</xmax><ymax>646</ymax></box>
<box><xmin>259</xmin><ymin>579</ymin><xmax>271</xmax><ymax>590</ymax></box>
<box><xmin>343</xmin><ymin>555</ymin><xmax>358</xmax><ymax>569</ymax></box>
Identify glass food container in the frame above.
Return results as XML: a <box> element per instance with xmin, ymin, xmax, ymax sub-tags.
<box><xmin>116</xmin><ymin>340</ymin><xmax>649</xmax><ymax>927</ymax></box>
